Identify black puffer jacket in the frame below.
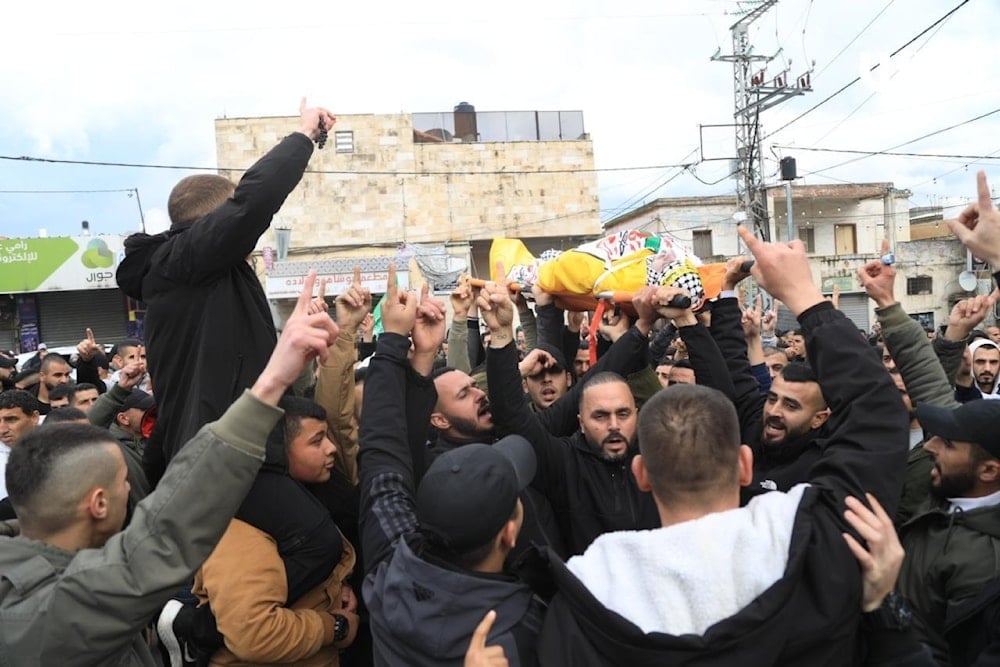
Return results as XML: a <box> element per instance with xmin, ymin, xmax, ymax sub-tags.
<box><xmin>116</xmin><ymin>132</ymin><xmax>313</xmax><ymax>482</ymax></box>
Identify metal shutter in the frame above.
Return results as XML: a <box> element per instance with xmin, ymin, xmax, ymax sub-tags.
<box><xmin>36</xmin><ymin>289</ymin><xmax>128</xmax><ymax>347</ymax></box>
<box><xmin>774</xmin><ymin>292</ymin><xmax>870</xmax><ymax>333</ymax></box>
<box><xmin>837</xmin><ymin>293</ymin><xmax>870</xmax><ymax>333</ymax></box>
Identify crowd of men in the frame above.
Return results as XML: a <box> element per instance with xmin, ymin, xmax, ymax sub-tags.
<box><xmin>2</xmin><ymin>100</ymin><xmax>1000</xmax><ymax>666</ymax></box>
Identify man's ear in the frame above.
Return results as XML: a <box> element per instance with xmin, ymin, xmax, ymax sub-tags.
<box><xmin>810</xmin><ymin>408</ymin><xmax>831</xmax><ymax>430</ymax></box>
<box><xmin>86</xmin><ymin>487</ymin><xmax>109</xmax><ymax>520</ymax></box>
<box><xmin>631</xmin><ymin>455</ymin><xmax>652</xmax><ymax>492</ymax></box>
<box><xmin>979</xmin><ymin>459</ymin><xmax>1000</xmax><ymax>484</ymax></box>
<box><xmin>738</xmin><ymin>445</ymin><xmax>754</xmax><ymax>487</ymax></box>
<box><xmin>429</xmin><ymin>412</ymin><xmax>450</xmax><ymax>431</ymax></box>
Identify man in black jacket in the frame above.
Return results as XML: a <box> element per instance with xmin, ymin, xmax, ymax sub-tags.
<box><xmin>359</xmin><ymin>274</ymin><xmax>544</xmax><ymax>667</ymax></box>
<box><xmin>681</xmin><ymin>257</ymin><xmax>833</xmax><ymax>503</ymax></box>
<box><xmin>478</xmin><ymin>283</ymin><xmax>661</xmax><ymax>555</ymax></box>
<box><xmin>117</xmin><ymin>99</ymin><xmax>335</xmax><ymax>486</ymax></box>
<box><xmin>534</xmin><ymin>225</ymin><xmax>909</xmax><ymax>666</ymax></box>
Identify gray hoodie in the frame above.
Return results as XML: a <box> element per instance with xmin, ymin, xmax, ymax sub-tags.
<box><xmin>364</xmin><ymin>534</ymin><xmax>544</xmax><ymax>667</ymax></box>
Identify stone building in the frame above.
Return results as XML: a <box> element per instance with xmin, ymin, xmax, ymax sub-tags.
<box><xmin>214</xmin><ymin>104</ymin><xmax>601</xmax><ymax>317</ymax></box>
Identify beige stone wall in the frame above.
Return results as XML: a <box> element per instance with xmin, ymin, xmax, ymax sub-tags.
<box><xmin>215</xmin><ymin>113</ymin><xmax>601</xmax><ymax>252</ymax></box>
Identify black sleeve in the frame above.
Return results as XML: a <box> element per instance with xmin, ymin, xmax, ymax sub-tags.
<box><xmin>800</xmin><ymin>302</ymin><xmax>909</xmax><ymax>516</ymax></box>
<box><xmin>679</xmin><ymin>322</ymin><xmax>736</xmax><ymax>398</ymax></box>
<box><xmin>487</xmin><ymin>341</ymin><xmax>571</xmax><ymax>497</ymax></box>
<box><xmin>158</xmin><ymin>133</ymin><xmax>313</xmax><ymax>285</ymax></box>
<box><xmin>357</xmin><ymin>339</ymin><xmax>376</xmax><ymax>361</ymax></box>
<box><xmin>535</xmin><ymin>303</ymin><xmax>565</xmax><ymax>351</ymax></box>
<box><xmin>467</xmin><ymin>318</ymin><xmax>485</xmax><ymax>368</ymax></box>
<box><xmin>648</xmin><ymin>324</ymin><xmax>675</xmax><ymax>367</ymax></box>
<box><xmin>74</xmin><ymin>357</ymin><xmax>107</xmax><ymax>395</ymax></box>
<box><xmin>535</xmin><ymin>326</ymin><xmax>650</xmax><ymax>438</ymax></box>
<box><xmin>358</xmin><ymin>333</ymin><xmax>431</xmax><ymax>573</ymax></box>
<box><xmin>709</xmin><ymin>296</ymin><xmax>766</xmax><ymax>448</ymax></box>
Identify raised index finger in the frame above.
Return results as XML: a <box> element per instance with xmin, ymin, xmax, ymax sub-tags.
<box><xmin>386</xmin><ymin>263</ymin><xmax>397</xmax><ymax>298</ymax></box>
<box><xmin>317</xmin><ymin>277</ymin><xmax>327</xmax><ymax>301</ymax></box>
<box><xmin>86</xmin><ymin>327</ymin><xmax>95</xmax><ymax>343</ymax></box>
<box><xmin>978</xmin><ymin>171</ymin><xmax>993</xmax><ymax>212</ymax></box>
<box><xmin>294</xmin><ymin>270</ymin><xmax>318</xmax><ymax>316</ymax></box>
<box><xmin>736</xmin><ymin>225</ymin><xmax>762</xmax><ymax>253</ymax></box>
<box><xmin>353</xmin><ymin>266</ymin><xmax>362</xmax><ymax>287</ymax></box>
<box><xmin>470</xmin><ymin>610</ymin><xmax>497</xmax><ymax>650</ymax></box>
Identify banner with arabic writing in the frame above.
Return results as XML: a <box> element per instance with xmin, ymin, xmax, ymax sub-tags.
<box><xmin>0</xmin><ymin>235</ymin><xmax>126</xmax><ymax>293</ymax></box>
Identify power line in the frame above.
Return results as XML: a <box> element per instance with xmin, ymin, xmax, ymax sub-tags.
<box><xmin>814</xmin><ymin>0</ymin><xmax>896</xmax><ymax>78</ymax></box>
<box><xmin>0</xmin><ymin>188</ymin><xmax>137</xmax><ymax>194</ymax></box>
<box><xmin>0</xmin><ymin>153</ymin><xmax>693</xmax><ymax>176</ymax></box>
<box><xmin>774</xmin><ymin>146</ymin><xmax>1000</xmax><ymax>161</ymax></box>
<box><xmin>762</xmin><ymin>0</ymin><xmax>971</xmax><ymax>140</ymax></box>
<box><xmin>803</xmin><ymin>105</ymin><xmax>1000</xmax><ymax>177</ymax></box>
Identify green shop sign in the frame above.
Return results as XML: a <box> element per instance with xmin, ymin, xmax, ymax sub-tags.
<box><xmin>0</xmin><ymin>236</ymin><xmax>125</xmax><ymax>293</ymax></box>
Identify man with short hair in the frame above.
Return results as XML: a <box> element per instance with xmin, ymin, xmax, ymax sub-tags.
<box><xmin>654</xmin><ymin>360</ymin><xmax>673</xmax><ymax>387</ymax></box>
<box><xmin>521</xmin><ymin>344</ymin><xmax>572</xmax><ymax>411</ymax></box>
<box><xmin>986</xmin><ymin>324</ymin><xmax>1000</xmax><ymax>345</ymax></box>
<box><xmin>534</xmin><ymin>225</ymin><xmax>909</xmax><ymax>666</ymax></box>
<box><xmin>482</xmin><ymin>283</ymin><xmax>661</xmax><ymax>554</ymax></box>
<box><xmin>0</xmin><ymin>272</ymin><xmax>338</xmax><ymax>665</ymax></box>
<box><xmin>69</xmin><ymin>382</ymin><xmax>101</xmax><ymax>413</ymax></box>
<box><xmin>667</xmin><ymin>359</ymin><xmax>695</xmax><ymax>386</ymax></box>
<box><xmin>117</xmin><ymin>99</ymin><xmax>335</xmax><ymax>486</ymax></box>
<box><xmin>784</xmin><ymin>329</ymin><xmax>807</xmax><ymax>361</ymax></box>
<box><xmin>47</xmin><ymin>384</ymin><xmax>72</xmax><ymax>410</ymax></box>
<box><xmin>34</xmin><ymin>354</ymin><xmax>72</xmax><ymax>415</ymax></box>
<box><xmin>572</xmin><ymin>342</ymin><xmax>591</xmax><ymax>378</ymax></box>
<box><xmin>359</xmin><ymin>277</ymin><xmax>544</xmax><ymax>666</ymax></box>
<box><xmin>0</xmin><ymin>390</ymin><xmax>41</xmax><ymax>507</ymax></box>
<box><xmin>761</xmin><ymin>345</ymin><xmax>787</xmax><ymax>380</ymax></box>
<box><xmin>0</xmin><ymin>390</ymin><xmax>40</xmax><ymax>449</ymax></box>
<box><xmin>0</xmin><ymin>356</ymin><xmax>16</xmax><ymax>391</ymax></box>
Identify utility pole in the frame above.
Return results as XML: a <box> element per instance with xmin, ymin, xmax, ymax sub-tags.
<box><xmin>711</xmin><ymin>0</ymin><xmax>811</xmax><ymax>241</ymax></box>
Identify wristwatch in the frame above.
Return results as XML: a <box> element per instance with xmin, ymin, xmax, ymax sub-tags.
<box><xmin>863</xmin><ymin>592</ymin><xmax>912</xmax><ymax>632</ymax></box>
<box><xmin>331</xmin><ymin>613</ymin><xmax>350</xmax><ymax>643</ymax></box>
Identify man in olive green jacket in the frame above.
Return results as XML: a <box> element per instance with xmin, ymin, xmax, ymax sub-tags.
<box><xmin>0</xmin><ymin>275</ymin><xmax>337</xmax><ymax>666</ymax></box>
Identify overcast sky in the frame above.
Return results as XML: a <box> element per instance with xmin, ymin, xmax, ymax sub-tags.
<box><xmin>1</xmin><ymin>0</ymin><xmax>996</xmax><ymax>239</ymax></box>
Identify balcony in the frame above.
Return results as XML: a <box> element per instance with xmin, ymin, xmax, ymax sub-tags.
<box><xmin>412</xmin><ymin>107</ymin><xmax>585</xmax><ymax>143</ymax></box>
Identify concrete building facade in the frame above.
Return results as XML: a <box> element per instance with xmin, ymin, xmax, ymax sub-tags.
<box><xmin>214</xmin><ymin>106</ymin><xmax>602</xmax><ymax>317</ymax></box>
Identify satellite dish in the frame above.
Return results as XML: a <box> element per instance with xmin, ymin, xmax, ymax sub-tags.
<box><xmin>959</xmin><ymin>271</ymin><xmax>978</xmax><ymax>292</ymax></box>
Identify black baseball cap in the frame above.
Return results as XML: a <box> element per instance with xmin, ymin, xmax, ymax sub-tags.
<box><xmin>916</xmin><ymin>400</ymin><xmax>1000</xmax><ymax>459</ymax></box>
<box><xmin>0</xmin><ymin>356</ymin><xmax>15</xmax><ymax>369</ymax></box>
<box><xmin>416</xmin><ymin>435</ymin><xmax>536</xmax><ymax>552</ymax></box>
<box><xmin>121</xmin><ymin>389</ymin><xmax>155</xmax><ymax>414</ymax></box>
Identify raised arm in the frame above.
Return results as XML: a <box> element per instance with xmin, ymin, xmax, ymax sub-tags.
<box><xmin>161</xmin><ymin>100</ymin><xmax>332</xmax><ymax>284</ymax></box>
<box><xmin>739</xmin><ymin>227</ymin><xmax>909</xmax><ymax>514</ymax></box>
<box><xmin>315</xmin><ymin>270</ymin><xmax>371</xmax><ymax>485</ymax></box>
<box><xmin>482</xmin><ymin>278</ymin><xmax>571</xmax><ymax>495</ymax></box>
<box><xmin>447</xmin><ymin>277</ymin><xmax>474</xmax><ymax>373</ymax></box>
<box><xmin>357</xmin><ymin>269</ymin><xmax>427</xmax><ymax>572</ymax></box>
<box><xmin>859</xmin><ymin>243</ymin><xmax>959</xmax><ymax>410</ymax></box>
<box><xmin>707</xmin><ymin>258</ymin><xmax>768</xmax><ymax>444</ymax></box>
<box><xmin>41</xmin><ymin>273</ymin><xmax>338</xmax><ymax>663</ymax></box>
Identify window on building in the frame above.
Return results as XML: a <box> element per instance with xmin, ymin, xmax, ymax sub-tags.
<box><xmin>834</xmin><ymin>224</ymin><xmax>857</xmax><ymax>255</ymax></box>
<box><xmin>907</xmin><ymin>276</ymin><xmax>933</xmax><ymax>295</ymax></box>
<box><xmin>334</xmin><ymin>131</ymin><xmax>354</xmax><ymax>154</ymax></box>
<box><xmin>778</xmin><ymin>225</ymin><xmax>815</xmax><ymax>253</ymax></box>
<box><xmin>692</xmin><ymin>230</ymin><xmax>713</xmax><ymax>258</ymax></box>
<box><xmin>909</xmin><ymin>312</ymin><xmax>935</xmax><ymax>332</ymax></box>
